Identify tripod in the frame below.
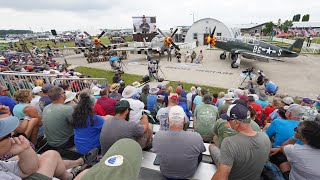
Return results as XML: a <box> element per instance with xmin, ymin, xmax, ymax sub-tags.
<box><xmin>240</xmin><ymin>71</ymin><xmax>253</xmax><ymax>89</ymax></box>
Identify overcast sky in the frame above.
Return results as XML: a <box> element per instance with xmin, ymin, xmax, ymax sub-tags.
<box><xmin>0</xmin><ymin>0</ymin><xmax>319</xmax><ymax>33</ymax></box>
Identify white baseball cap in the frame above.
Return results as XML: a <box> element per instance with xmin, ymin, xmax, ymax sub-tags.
<box><xmin>32</xmin><ymin>86</ymin><xmax>42</xmax><ymax>94</ymax></box>
<box><xmin>169</xmin><ymin>106</ymin><xmax>185</xmax><ymax>122</ymax></box>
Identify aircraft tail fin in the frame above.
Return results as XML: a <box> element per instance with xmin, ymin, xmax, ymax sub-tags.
<box><xmin>288</xmin><ymin>38</ymin><xmax>304</xmax><ymax>53</ymax></box>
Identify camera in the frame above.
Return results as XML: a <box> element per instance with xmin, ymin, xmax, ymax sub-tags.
<box><xmin>242</xmin><ymin>67</ymin><xmax>254</xmax><ymax>74</ymax></box>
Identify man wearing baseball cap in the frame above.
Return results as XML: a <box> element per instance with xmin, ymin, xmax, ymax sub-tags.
<box><xmin>156</xmin><ymin>93</ymin><xmax>189</xmax><ymax>131</ymax></box>
<box><xmin>0</xmin><ymin>116</ymin><xmax>87</xmax><ymax>180</ymax></box>
<box><xmin>100</xmin><ymin>100</ymin><xmax>153</xmax><ymax>155</ymax></box>
<box><xmin>211</xmin><ymin>104</ymin><xmax>271</xmax><ymax>180</ymax></box>
<box><xmin>153</xmin><ymin>106</ymin><xmax>205</xmax><ymax>179</ymax></box>
<box><xmin>300</xmin><ymin>98</ymin><xmax>318</xmax><ymax>121</ymax></box>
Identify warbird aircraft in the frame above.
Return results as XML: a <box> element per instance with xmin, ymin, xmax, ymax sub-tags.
<box><xmin>205</xmin><ymin>27</ymin><xmax>304</xmax><ymax>68</ymax></box>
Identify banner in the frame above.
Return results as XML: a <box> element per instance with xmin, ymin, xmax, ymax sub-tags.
<box><xmin>132</xmin><ymin>16</ymin><xmax>157</xmax><ymax>34</ymax></box>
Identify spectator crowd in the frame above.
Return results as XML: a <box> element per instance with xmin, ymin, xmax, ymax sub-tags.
<box><xmin>0</xmin><ymin>64</ymin><xmax>319</xmax><ymax>179</ymax></box>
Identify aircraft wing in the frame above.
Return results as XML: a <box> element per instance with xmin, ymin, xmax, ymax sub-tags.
<box><xmin>108</xmin><ymin>47</ymin><xmax>161</xmax><ymax>54</ymax></box>
<box><xmin>234</xmin><ymin>49</ymin><xmax>285</xmax><ymax>62</ymax></box>
<box><xmin>48</xmin><ymin>43</ymin><xmax>128</xmax><ymax>51</ymax></box>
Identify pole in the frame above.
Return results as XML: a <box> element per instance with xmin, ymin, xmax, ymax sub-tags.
<box><xmin>193</xmin><ymin>13</ymin><xmax>195</xmax><ymax>24</ymax></box>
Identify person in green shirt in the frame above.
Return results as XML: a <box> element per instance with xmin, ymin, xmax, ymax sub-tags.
<box><xmin>194</xmin><ymin>94</ymin><xmax>219</xmax><ymax>142</ymax></box>
<box><xmin>213</xmin><ymin>106</ymin><xmax>261</xmax><ymax>147</ymax></box>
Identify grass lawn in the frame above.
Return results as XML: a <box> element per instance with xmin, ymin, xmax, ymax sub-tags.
<box><xmin>75</xmin><ymin>66</ymin><xmax>228</xmax><ymax>94</ymax></box>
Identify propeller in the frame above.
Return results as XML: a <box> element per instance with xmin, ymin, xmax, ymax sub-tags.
<box><xmin>83</xmin><ymin>31</ymin><xmax>92</xmax><ymax>39</ymax></box>
<box><xmin>158</xmin><ymin>28</ymin><xmax>180</xmax><ymax>51</ymax></box>
<box><xmin>205</xmin><ymin>26</ymin><xmax>217</xmax><ymax>47</ymax></box>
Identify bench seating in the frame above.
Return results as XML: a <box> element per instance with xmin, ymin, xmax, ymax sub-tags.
<box><xmin>141</xmin><ymin>151</ymin><xmax>217</xmax><ymax>180</ymax></box>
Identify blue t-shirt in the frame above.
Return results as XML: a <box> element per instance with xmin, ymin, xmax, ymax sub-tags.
<box><xmin>13</xmin><ymin>103</ymin><xmax>29</xmax><ymax>119</ymax></box>
<box><xmin>265</xmin><ymin>82</ymin><xmax>277</xmax><ymax>93</ymax></box>
<box><xmin>255</xmin><ymin>99</ymin><xmax>269</xmax><ymax>108</ymax></box>
<box><xmin>0</xmin><ymin>96</ymin><xmax>17</xmax><ymax>114</ymax></box>
<box><xmin>147</xmin><ymin>95</ymin><xmax>157</xmax><ymax>113</ymax></box>
<box><xmin>74</xmin><ymin>115</ymin><xmax>105</xmax><ymax>155</ymax></box>
<box><xmin>266</xmin><ymin>119</ymin><xmax>300</xmax><ymax>147</ymax></box>
<box><xmin>39</xmin><ymin>96</ymin><xmax>52</xmax><ymax>112</ymax></box>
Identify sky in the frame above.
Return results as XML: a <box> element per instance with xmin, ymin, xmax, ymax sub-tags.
<box><xmin>0</xmin><ymin>0</ymin><xmax>319</xmax><ymax>34</ymax></box>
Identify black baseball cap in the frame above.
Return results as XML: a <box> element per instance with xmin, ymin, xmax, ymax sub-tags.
<box><xmin>115</xmin><ymin>100</ymin><xmax>132</xmax><ymax>110</ymax></box>
<box><xmin>221</xmin><ymin>104</ymin><xmax>250</xmax><ymax>121</ymax></box>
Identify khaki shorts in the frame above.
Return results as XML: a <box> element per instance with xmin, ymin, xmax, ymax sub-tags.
<box><xmin>24</xmin><ymin>173</ymin><xmax>51</xmax><ymax>180</ymax></box>
<box><xmin>136</xmin><ymin>127</ymin><xmax>153</xmax><ymax>149</ymax></box>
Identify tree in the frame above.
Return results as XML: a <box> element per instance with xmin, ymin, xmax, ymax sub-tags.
<box><xmin>281</xmin><ymin>20</ymin><xmax>293</xmax><ymax>33</ymax></box>
<box><xmin>302</xmin><ymin>14</ymin><xmax>310</xmax><ymax>22</ymax></box>
<box><xmin>277</xmin><ymin>19</ymin><xmax>281</xmax><ymax>28</ymax></box>
<box><xmin>292</xmin><ymin>14</ymin><xmax>301</xmax><ymax>22</ymax></box>
<box><xmin>262</xmin><ymin>21</ymin><xmax>274</xmax><ymax>35</ymax></box>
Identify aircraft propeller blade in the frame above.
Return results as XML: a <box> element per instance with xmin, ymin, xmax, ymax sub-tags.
<box><xmin>171</xmin><ymin>28</ymin><xmax>178</xmax><ymax>38</ymax></box>
<box><xmin>210</xmin><ymin>26</ymin><xmax>216</xmax><ymax>38</ymax></box>
<box><xmin>171</xmin><ymin>42</ymin><xmax>180</xmax><ymax>51</ymax></box>
<box><xmin>158</xmin><ymin>29</ymin><xmax>167</xmax><ymax>38</ymax></box>
<box><xmin>100</xmin><ymin>44</ymin><xmax>109</xmax><ymax>50</ymax></box>
<box><xmin>98</xmin><ymin>31</ymin><xmax>105</xmax><ymax>39</ymax></box>
<box><xmin>160</xmin><ymin>44</ymin><xmax>167</xmax><ymax>53</ymax></box>
<box><xmin>84</xmin><ymin>31</ymin><xmax>92</xmax><ymax>39</ymax></box>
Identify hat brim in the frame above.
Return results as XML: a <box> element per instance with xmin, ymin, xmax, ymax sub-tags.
<box><xmin>221</xmin><ymin>113</ymin><xmax>232</xmax><ymax>121</ymax></box>
<box><xmin>0</xmin><ymin>116</ymin><xmax>20</xmax><ymax>138</ymax></box>
<box><xmin>64</xmin><ymin>92</ymin><xmax>77</xmax><ymax>103</ymax></box>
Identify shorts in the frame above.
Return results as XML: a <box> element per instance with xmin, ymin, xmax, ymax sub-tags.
<box><xmin>24</xmin><ymin>173</ymin><xmax>51</xmax><ymax>180</ymax></box>
<box><xmin>269</xmin><ymin>152</ymin><xmax>288</xmax><ymax>166</ymax></box>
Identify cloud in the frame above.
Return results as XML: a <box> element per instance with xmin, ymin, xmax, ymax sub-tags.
<box><xmin>0</xmin><ymin>0</ymin><xmax>319</xmax><ymax>31</ymax></box>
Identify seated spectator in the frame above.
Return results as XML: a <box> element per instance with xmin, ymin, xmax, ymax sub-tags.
<box><xmin>255</xmin><ymin>91</ymin><xmax>269</xmax><ymax>108</ymax></box>
<box><xmin>38</xmin><ymin>84</ymin><xmax>54</xmax><ymax>112</ymax></box>
<box><xmin>187</xmin><ymin>86</ymin><xmax>196</xmax><ymax>110</ymax></box>
<box><xmin>176</xmin><ymin>86</ymin><xmax>187</xmax><ymax>104</ymax></box>
<box><xmin>264</xmin><ymin>78</ymin><xmax>278</xmax><ymax>95</ymax></box>
<box><xmin>30</xmin><ymin>86</ymin><xmax>43</xmax><ymax>115</ymax></box>
<box><xmin>194</xmin><ymin>94</ymin><xmax>219</xmax><ymax>142</ymax></box>
<box><xmin>269</xmin><ymin>96</ymin><xmax>294</xmax><ymax>121</ymax></box>
<box><xmin>42</xmin><ymin>87</ymin><xmax>74</xmax><ymax>148</ymax></box>
<box><xmin>212</xmin><ymin>106</ymin><xmax>261</xmax><ymax>147</ymax></box>
<box><xmin>147</xmin><ymin>86</ymin><xmax>159</xmax><ymax>113</ymax></box>
<box><xmin>176</xmin><ymin>86</ymin><xmax>192</xmax><ymax>119</ymax></box>
<box><xmin>71</xmin><ymin>92</ymin><xmax>105</xmax><ymax>155</ymax></box>
<box><xmin>13</xmin><ymin>89</ymin><xmax>42</xmax><ymax>144</ymax></box>
<box><xmin>153</xmin><ymin>106</ymin><xmax>206</xmax><ymax>179</ymax></box>
<box><xmin>315</xmin><ymin>95</ymin><xmax>320</xmax><ymax>112</ymax></box>
<box><xmin>76</xmin><ymin>139</ymin><xmax>143</xmax><ymax>180</ymax></box>
<box><xmin>0</xmin><ymin>85</ymin><xmax>17</xmax><ymax>114</ymax></box>
<box><xmin>100</xmin><ymin>100</ymin><xmax>152</xmax><ymax>155</ymax></box>
<box><xmin>210</xmin><ymin>104</ymin><xmax>271</xmax><ymax>180</ymax></box>
<box><xmin>121</xmin><ymin>86</ymin><xmax>145</xmax><ymax>123</ymax></box>
<box><xmin>153</xmin><ymin>95</ymin><xmax>164</xmax><ymax>118</ymax></box>
<box><xmin>64</xmin><ymin>91</ymin><xmax>77</xmax><ymax>106</ymax></box>
<box><xmin>263</xmin><ymin>98</ymin><xmax>281</xmax><ymax>125</ymax></box>
<box><xmin>96</xmin><ymin>88</ymin><xmax>117</xmax><ymax>116</ymax></box>
<box><xmin>91</xmin><ymin>86</ymin><xmax>101</xmax><ymax>99</ymax></box>
<box><xmin>192</xmin><ymin>88</ymin><xmax>208</xmax><ymax>113</ymax></box>
<box><xmin>109</xmin><ymin>83</ymin><xmax>122</xmax><ymax>101</ymax></box>
<box><xmin>212</xmin><ymin>93</ymin><xmax>218</xmax><ymax>105</ymax></box>
<box><xmin>0</xmin><ymin>116</ymin><xmax>94</xmax><ymax>180</ymax></box>
<box><xmin>248</xmin><ymin>95</ymin><xmax>263</xmax><ymax>126</ymax></box>
<box><xmin>267</xmin><ymin>104</ymin><xmax>306</xmax><ymax>177</ymax></box>
<box><xmin>157</xmin><ymin>93</ymin><xmax>189</xmax><ymax>131</ymax></box>
<box><xmin>270</xmin><ymin>121</ymin><xmax>320</xmax><ymax>180</ymax></box>
<box><xmin>300</xmin><ymin>98</ymin><xmax>318</xmax><ymax>121</ymax></box>
<box><xmin>215</xmin><ymin>91</ymin><xmax>225</xmax><ymax>108</ymax></box>
<box><xmin>218</xmin><ymin>94</ymin><xmax>233</xmax><ymax>116</ymax></box>
<box><xmin>139</xmin><ymin>85</ymin><xmax>149</xmax><ymax>109</ymax></box>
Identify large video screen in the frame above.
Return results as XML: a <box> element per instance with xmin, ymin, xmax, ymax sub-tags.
<box><xmin>132</xmin><ymin>16</ymin><xmax>157</xmax><ymax>34</ymax></box>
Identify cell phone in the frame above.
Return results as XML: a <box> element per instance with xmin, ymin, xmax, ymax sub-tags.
<box><xmin>153</xmin><ymin>155</ymin><xmax>160</xmax><ymax>166</ymax></box>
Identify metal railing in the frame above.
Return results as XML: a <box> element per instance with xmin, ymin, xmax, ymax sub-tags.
<box><xmin>0</xmin><ymin>72</ymin><xmax>108</xmax><ymax>95</ymax></box>
<box><xmin>51</xmin><ymin>78</ymin><xmax>108</xmax><ymax>93</ymax></box>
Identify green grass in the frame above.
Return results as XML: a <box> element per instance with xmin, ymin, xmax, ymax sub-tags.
<box><xmin>75</xmin><ymin>66</ymin><xmax>228</xmax><ymax>94</ymax></box>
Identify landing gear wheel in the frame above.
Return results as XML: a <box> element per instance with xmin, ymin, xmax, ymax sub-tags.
<box><xmin>231</xmin><ymin>61</ymin><xmax>239</xmax><ymax>68</ymax></box>
<box><xmin>220</xmin><ymin>53</ymin><xmax>226</xmax><ymax>60</ymax></box>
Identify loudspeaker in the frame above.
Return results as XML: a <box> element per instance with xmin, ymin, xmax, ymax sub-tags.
<box><xmin>51</xmin><ymin>30</ymin><xmax>57</xmax><ymax>36</ymax></box>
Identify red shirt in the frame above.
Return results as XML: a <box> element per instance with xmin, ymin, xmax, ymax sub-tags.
<box><xmin>94</xmin><ymin>103</ymin><xmax>106</xmax><ymax>116</ymax></box>
<box><xmin>250</xmin><ymin>103</ymin><xmax>263</xmax><ymax>122</ymax></box>
<box><xmin>96</xmin><ymin>97</ymin><xmax>118</xmax><ymax>116</ymax></box>
<box><xmin>264</xmin><ymin>105</ymin><xmax>275</xmax><ymax>120</ymax></box>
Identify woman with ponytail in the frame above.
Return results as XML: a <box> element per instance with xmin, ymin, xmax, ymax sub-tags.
<box><xmin>71</xmin><ymin>92</ymin><xmax>105</xmax><ymax>155</ymax></box>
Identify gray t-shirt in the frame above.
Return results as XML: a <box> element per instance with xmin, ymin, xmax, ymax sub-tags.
<box><xmin>284</xmin><ymin>144</ymin><xmax>320</xmax><ymax>180</ymax></box>
<box><xmin>153</xmin><ymin>131</ymin><xmax>206</xmax><ymax>179</ymax></box>
<box><xmin>42</xmin><ymin>104</ymin><xmax>74</xmax><ymax>147</ymax></box>
<box><xmin>219</xmin><ymin>132</ymin><xmax>271</xmax><ymax>180</ymax></box>
<box><xmin>0</xmin><ymin>160</ymin><xmax>21</xmax><ymax>180</ymax></box>
<box><xmin>100</xmin><ymin>117</ymin><xmax>144</xmax><ymax>155</ymax></box>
